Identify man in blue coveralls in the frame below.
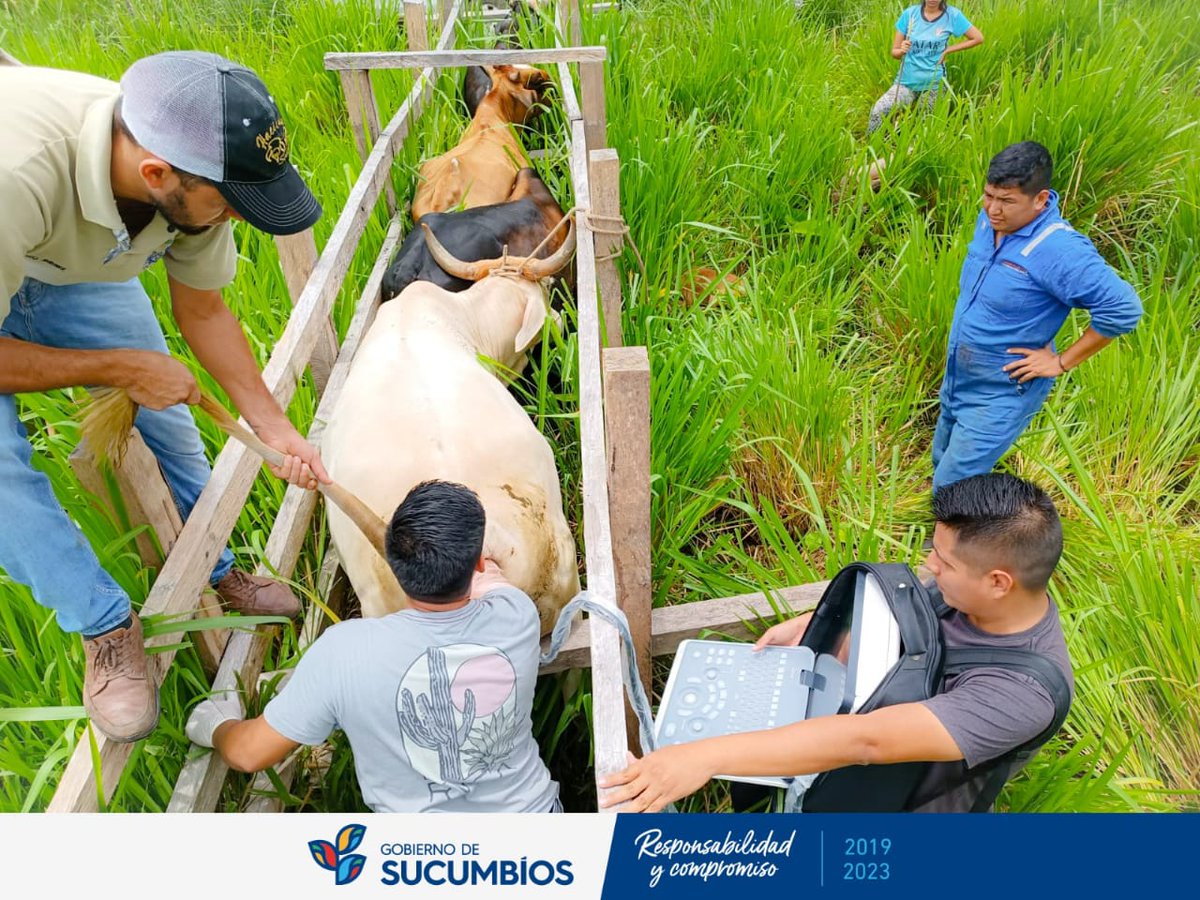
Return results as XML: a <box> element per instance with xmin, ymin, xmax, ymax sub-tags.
<box><xmin>932</xmin><ymin>141</ymin><xmax>1143</xmax><ymax>490</ymax></box>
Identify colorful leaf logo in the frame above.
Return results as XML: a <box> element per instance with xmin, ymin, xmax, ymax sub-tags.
<box><xmin>336</xmin><ymin>823</ymin><xmax>366</xmax><ymax>854</ymax></box>
<box><xmin>309</xmin><ymin>839</ymin><xmax>338</xmax><ymax>871</ymax></box>
<box><xmin>336</xmin><ymin>854</ymin><xmax>367</xmax><ymax>886</ymax></box>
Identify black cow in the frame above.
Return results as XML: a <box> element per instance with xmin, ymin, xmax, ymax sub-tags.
<box><xmin>382</xmin><ymin>167</ymin><xmax>567</xmax><ymax>301</ymax></box>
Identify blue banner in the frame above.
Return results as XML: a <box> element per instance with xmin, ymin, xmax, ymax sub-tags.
<box><xmin>601</xmin><ymin>813</ymin><xmax>1198</xmax><ymax>898</ymax></box>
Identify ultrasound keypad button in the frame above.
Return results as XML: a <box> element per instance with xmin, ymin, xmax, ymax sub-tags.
<box><xmin>682</xmin><ymin>689</ymin><xmax>699</xmax><ymax>705</ymax></box>
<box><xmin>690</xmin><ymin>719</ymin><xmax>705</xmax><ymax>733</ymax></box>
<box><xmin>705</xmin><ymin>667</ymin><xmax>719</xmax><ymax>680</ymax></box>
<box><xmin>664</xmin><ymin>723</ymin><xmax>677</xmax><ymax>738</ymax></box>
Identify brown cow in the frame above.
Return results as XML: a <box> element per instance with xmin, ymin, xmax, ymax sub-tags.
<box><xmin>412</xmin><ymin>64</ymin><xmax>550</xmax><ymax>222</ymax></box>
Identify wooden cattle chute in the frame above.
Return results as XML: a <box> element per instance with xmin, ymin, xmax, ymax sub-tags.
<box><xmin>43</xmin><ymin>0</ymin><xmax>826</xmax><ymax>814</ymax></box>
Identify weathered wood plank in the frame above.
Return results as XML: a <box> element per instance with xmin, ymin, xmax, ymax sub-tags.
<box><xmin>539</xmin><ymin>582</ymin><xmax>829</xmax><ymax>675</ymax></box>
<box><xmin>588</xmin><ymin>148</ymin><xmax>623</xmax><ymax>347</ymax></box>
<box><xmin>323</xmin><ymin>46</ymin><xmax>606</xmax><ymax>70</ymax></box>
<box><xmin>567</xmin><ymin>114</ymin><xmax>629</xmax><ymax>805</ymax></box>
<box><xmin>338</xmin><ymin>68</ymin><xmax>397</xmax><ymax>216</ymax></box>
<box><xmin>274</xmin><ymin>230</ymin><xmax>339</xmax><ymax>396</ymax></box>
<box><xmin>580</xmin><ymin>60</ymin><xmax>607</xmax><ymax>152</ymax></box>
<box><xmin>602</xmin><ymin>346</ymin><xmax>651</xmax><ymax>751</ymax></box>
<box><xmin>403</xmin><ymin>1</ymin><xmax>430</xmax><ymax>53</ymax></box>
<box><xmin>567</xmin><ymin>0</ymin><xmax>583</xmax><ymax>51</ymax></box>
<box><xmin>242</xmin><ymin>551</ymin><xmax>348</xmax><ymax>813</ymax></box>
<box><xmin>70</xmin><ymin>433</ymin><xmax>182</xmax><ymax>568</ymax></box>
<box><xmin>553</xmin><ymin>4</ymin><xmax>583</xmax><ymax>122</ymax></box>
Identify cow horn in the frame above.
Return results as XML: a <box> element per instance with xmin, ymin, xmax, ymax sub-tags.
<box><xmin>420</xmin><ymin>223</ymin><xmax>497</xmax><ymax>281</ymax></box>
<box><xmin>521</xmin><ymin>219</ymin><xmax>576</xmax><ymax>280</ymax></box>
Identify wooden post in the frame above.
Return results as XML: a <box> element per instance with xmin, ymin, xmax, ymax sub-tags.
<box><xmin>589</xmin><ymin>148</ymin><xmax>623</xmax><ymax>348</ymax></box>
<box><xmin>580</xmin><ymin>60</ymin><xmax>607</xmax><ymax>151</ymax></box>
<box><xmin>273</xmin><ymin>231</ymin><xmax>340</xmax><ymax>397</ymax></box>
<box><xmin>337</xmin><ymin>69</ymin><xmax>397</xmax><ymax>216</ymax></box>
<box><xmin>242</xmin><ymin>551</ymin><xmax>348</xmax><ymax>812</ymax></box>
<box><xmin>404</xmin><ymin>0</ymin><xmax>439</xmax><ymax>111</ymax></box>
<box><xmin>568</xmin><ymin>0</ymin><xmax>583</xmax><ymax>45</ymax></box>
<box><xmin>69</xmin><ymin>433</ymin><xmax>229</xmax><ymax>678</ymax></box>
<box><xmin>404</xmin><ymin>0</ymin><xmax>430</xmax><ymax>52</ymax></box>
<box><xmin>602</xmin><ymin>346</ymin><xmax>651</xmax><ymax>752</ymax></box>
<box><xmin>539</xmin><ymin>582</ymin><xmax>829</xmax><ymax>674</ymax></box>
<box><xmin>435</xmin><ymin>0</ymin><xmax>450</xmax><ymax>31</ymax></box>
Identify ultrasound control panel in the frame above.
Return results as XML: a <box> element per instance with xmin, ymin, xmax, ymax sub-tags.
<box><xmin>655</xmin><ymin>640</ymin><xmax>819</xmax><ymax>746</ymax></box>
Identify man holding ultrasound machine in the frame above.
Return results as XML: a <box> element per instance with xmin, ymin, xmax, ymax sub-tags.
<box><xmin>601</xmin><ymin>473</ymin><xmax>1074</xmax><ymax>813</ymax></box>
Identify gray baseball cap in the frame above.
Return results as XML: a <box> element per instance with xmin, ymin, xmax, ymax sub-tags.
<box><xmin>119</xmin><ymin>51</ymin><xmax>322</xmax><ymax>235</ymax></box>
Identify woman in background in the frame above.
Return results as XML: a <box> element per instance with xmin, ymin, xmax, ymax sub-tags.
<box><xmin>867</xmin><ymin>1</ymin><xmax>984</xmax><ymax>134</ymax></box>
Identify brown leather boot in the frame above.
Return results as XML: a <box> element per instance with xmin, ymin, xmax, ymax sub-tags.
<box><xmin>214</xmin><ymin>569</ymin><xmax>302</xmax><ymax>619</ymax></box>
<box><xmin>82</xmin><ymin>614</ymin><xmax>159</xmax><ymax>743</ymax></box>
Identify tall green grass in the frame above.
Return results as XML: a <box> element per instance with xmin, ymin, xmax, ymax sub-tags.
<box><xmin>1</xmin><ymin>0</ymin><xmax>1197</xmax><ymax>813</ymax></box>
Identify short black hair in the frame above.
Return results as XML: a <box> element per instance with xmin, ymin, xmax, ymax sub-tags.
<box><xmin>986</xmin><ymin>141</ymin><xmax>1053</xmax><ymax>196</ymax></box>
<box><xmin>385</xmin><ymin>480</ymin><xmax>486</xmax><ymax>603</ymax></box>
<box><xmin>933</xmin><ymin>473</ymin><xmax>1063</xmax><ymax>590</ymax></box>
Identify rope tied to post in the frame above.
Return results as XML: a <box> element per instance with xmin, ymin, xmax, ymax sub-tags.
<box><xmin>577</xmin><ymin>208</ymin><xmax>647</xmax><ymax>285</ymax></box>
<box><xmin>487</xmin><ymin>205</ymin><xmax>647</xmax><ymax>287</ymax></box>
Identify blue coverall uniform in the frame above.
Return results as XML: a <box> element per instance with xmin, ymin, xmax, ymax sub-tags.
<box><xmin>932</xmin><ymin>190</ymin><xmax>1143</xmax><ymax>490</ymax></box>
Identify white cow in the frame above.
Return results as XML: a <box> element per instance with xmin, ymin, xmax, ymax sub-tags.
<box><xmin>322</xmin><ymin>225</ymin><xmax>579</xmax><ymax>633</ymax></box>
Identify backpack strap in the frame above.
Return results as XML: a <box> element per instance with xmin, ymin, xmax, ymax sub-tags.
<box><xmin>928</xmin><ymin>581</ymin><xmax>954</xmax><ymax>620</ymax></box>
<box><xmin>941</xmin><ymin>648</ymin><xmax>1073</xmax><ymax>812</ymax></box>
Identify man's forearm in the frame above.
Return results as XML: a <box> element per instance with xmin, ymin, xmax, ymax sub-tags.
<box><xmin>169</xmin><ymin>280</ymin><xmax>287</xmax><ymax>430</ymax></box>
<box><xmin>1059</xmin><ymin>327</ymin><xmax>1112</xmax><ymax>371</ymax></box>
<box><xmin>0</xmin><ymin>337</ymin><xmax>135</xmax><ymax>394</ymax></box>
<box><xmin>211</xmin><ymin>717</ymin><xmax>297</xmax><ymax>773</ymax></box>
<box><xmin>701</xmin><ymin>715</ymin><xmax>877</xmax><ymax>779</ymax></box>
<box><xmin>699</xmin><ymin>703</ymin><xmax>962</xmax><ymax>779</ymax></box>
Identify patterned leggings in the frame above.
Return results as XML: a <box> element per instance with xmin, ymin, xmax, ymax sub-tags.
<box><xmin>867</xmin><ymin>83</ymin><xmax>941</xmax><ymax>134</ymax></box>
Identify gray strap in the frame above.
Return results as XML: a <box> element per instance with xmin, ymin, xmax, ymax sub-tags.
<box><xmin>539</xmin><ymin>591</ymin><xmax>658</xmax><ymax>758</ymax></box>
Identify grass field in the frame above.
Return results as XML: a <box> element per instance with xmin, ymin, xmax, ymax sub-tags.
<box><xmin>1</xmin><ymin>0</ymin><xmax>1197</xmax><ymax>813</ymax></box>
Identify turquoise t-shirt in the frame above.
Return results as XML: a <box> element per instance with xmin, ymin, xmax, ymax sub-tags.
<box><xmin>894</xmin><ymin>5</ymin><xmax>973</xmax><ymax>91</ymax></box>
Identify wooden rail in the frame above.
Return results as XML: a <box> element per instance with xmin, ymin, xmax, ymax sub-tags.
<box><xmin>323</xmin><ymin>46</ymin><xmax>606</xmax><ymax>69</ymax></box>
<box><xmin>540</xmin><ymin>583</ymin><xmax>828</xmax><ymax>674</ymax></box>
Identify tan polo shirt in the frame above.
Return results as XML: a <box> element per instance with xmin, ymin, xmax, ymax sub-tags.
<box><xmin>0</xmin><ymin>65</ymin><xmax>237</xmax><ymax>322</ymax></box>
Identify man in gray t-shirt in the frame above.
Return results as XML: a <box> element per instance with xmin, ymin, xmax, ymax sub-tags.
<box><xmin>910</xmin><ymin>583</ymin><xmax>1073</xmax><ymax>812</ymax></box>
<box><xmin>185</xmin><ymin>480</ymin><xmax>560</xmax><ymax>813</ymax></box>
<box><xmin>600</xmin><ymin>473</ymin><xmax>1074</xmax><ymax>813</ymax></box>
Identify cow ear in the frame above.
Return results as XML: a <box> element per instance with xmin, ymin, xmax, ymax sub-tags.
<box><xmin>514</xmin><ymin>293</ymin><xmax>548</xmax><ymax>353</ymax></box>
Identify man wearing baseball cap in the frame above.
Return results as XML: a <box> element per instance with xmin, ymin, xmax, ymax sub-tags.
<box><xmin>0</xmin><ymin>51</ymin><xmax>328</xmax><ymax>743</ymax></box>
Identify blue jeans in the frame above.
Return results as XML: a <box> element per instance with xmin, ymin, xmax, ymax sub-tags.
<box><xmin>931</xmin><ymin>344</ymin><xmax>1055</xmax><ymax>492</ymax></box>
<box><xmin>1</xmin><ymin>277</ymin><xmax>234</xmax><ymax>635</ymax></box>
